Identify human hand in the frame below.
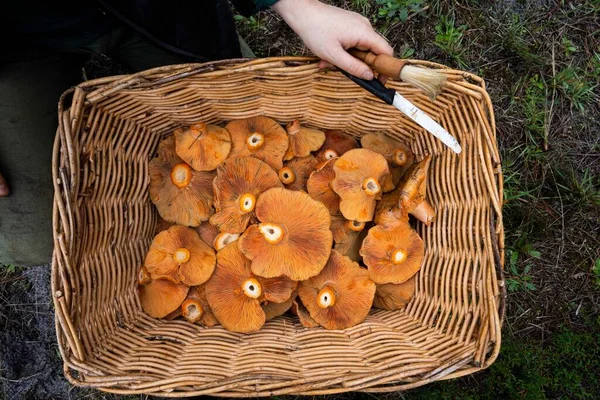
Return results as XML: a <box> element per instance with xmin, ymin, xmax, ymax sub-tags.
<box><xmin>272</xmin><ymin>0</ymin><xmax>393</xmax><ymax>80</ymax></box>
<box><xmin>0</xmin><ymin>171</ymin><xmax>9</xmax><ymax>197</ymax></box>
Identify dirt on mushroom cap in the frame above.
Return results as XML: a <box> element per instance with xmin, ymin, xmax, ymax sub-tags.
<box><xmin>298</xmin><ymin>250</ymin><xmax>375</xmax><ymax>330</ymax></box>
<box><xmin>149</xmin><ymin>137</ymin><xmax>215</xmax><ymax>227</ymax></box>
<box><xmin>239</xmin><ymin>187</ymin><xmax>333</xmax><ymax>281</ymax></box>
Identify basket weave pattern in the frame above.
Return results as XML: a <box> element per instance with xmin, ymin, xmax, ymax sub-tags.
<box><xmin>52</xmin><ymin>57</ymin><xmax>505</xmax><ymax>396</ymax></box>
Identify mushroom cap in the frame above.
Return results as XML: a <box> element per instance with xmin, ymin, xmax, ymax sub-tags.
<box><xmin>360</xmin><ymin>132</ymin><xmax>414</xmax><ymax>168</ymax></box>
<box><xmin>279</xmin><ymin>155</ymin><xmax>318</xmax><ymax>191</ymax></box>
<box><xmin>373</xmin><ymin>276</ymin><xmax>416</xmax><ymax>310</ymax></box>
<box><xmin>314</xmin><ymin>130</ymin><xmax>358</xmax><ymax>163</ymax></box>
<box><xmin>138</xmin><ymin>278</ymin><xmax>189</xmax><ymax>318</ymax></box>
<box><xmin>210</xmin><ymin>157</ymin><xmax>283</xmax><ymax>234</ymax></box>
<box><xmin>331</xmin><ymin>149</ymin><xmax>390</xmax><ymax>222</ymax></box>
<box><xmin>239</xmin><ymin>188</ymin><xmax>333</xmax><ymax>280</ymax></box>
<box><xmin>174</xmin><ymin>122</ymin><xmax>231</xmax><ymax>171</ymax></box>
<box><xmin>330</xmin><ymin>216</ymin><xmax>366</xmax><ymax>262</ymax></box>
<box><xmin>149</xmin><ymin>137</ymin><xmax>215</xmax><ymax>227</ymax></box>
<box><xmin>306</xmin><ymin>159</ymin><xmax>340</xmax><ymax>215</ymax></box>
<box><xmin>184</xmin><ymin>285</ymin><xmax>219</xmax><ymax>326</ymax></box>
<box><xmin>205</xmin><ymin>243</ymin><xmax>296</xmax><ymax>333</ymax></box>
<box><xmin>262</xmin><ymin>298</ymin><xmax>294</xmax><ymax>321</ymax></box>
<box><xmin>291</xmin><ymin>298</ymin><xmax>319</xmax><ymax>328</ymax></box>
<box><xmin>194</xmin><ymin>222</ymin><xmax>219</xmax><ymax>249</ymax></box>
<box><xmin>145</xmin><ymin>225</ymin><xmax>216</xmax><ymax>286</ymax></box>
<box><xmin>298</xmin><ymin>250</ymin><xmax>375</xmax><ymax>330</ymax></box>
<box><xmin>283</xmin><ymin>120</ymin><xmax>326</xmax><ymax>161</ymax></box>
<box><xmin>374</xmin><ymin>190</ymin><xmax>409</xmax><ymax>230</ymax></box>
<box><xmin>360</xmin><ymin>220</ymin><xmax>424</xmax><ymax>284</ymax></box>
<box><xmin>225</xmin><ymin>116</ymin><xmax>289</xmax><ymax>170</ymax></box>
<box><xmin>398</xmin><ymin>154</ymin><xmax>435</xmax><ymax>225</ymax></box>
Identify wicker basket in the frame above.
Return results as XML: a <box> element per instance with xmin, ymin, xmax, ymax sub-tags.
<box><xmin>52</xmin><ymin>57</ymin><xmax>505</xmax><ymax>397</ymax></box>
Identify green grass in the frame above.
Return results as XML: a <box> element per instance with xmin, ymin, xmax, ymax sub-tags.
<box><xmin>434</xmin><ymin>15</ymin><xmax>468</xmax><ymax>68</ymax></box>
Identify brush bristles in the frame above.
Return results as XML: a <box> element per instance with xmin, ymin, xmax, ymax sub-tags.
<box><xmin>399</xmin><ymin>65</ymin><xmax>446</xmax><ymax>100</ymax></box>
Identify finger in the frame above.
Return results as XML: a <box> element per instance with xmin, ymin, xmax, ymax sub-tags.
<box><xmin>327</xmin><ymin>47</ymin><xmax>374</xmax><ymax>80</ymax></box>
<box><xmin>318</xmin><ymin>60</ymin><xmax>334</xmax><ymax>69</ymax></box>
<box><xmin>357</xmin><ymin>30</ymin><xmax>394</xmax><ymax>56</ymax></box>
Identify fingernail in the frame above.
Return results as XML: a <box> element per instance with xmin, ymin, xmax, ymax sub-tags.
<box><xmin>362</xmin><ymin>70</ymin><xmax>374</xmax><ymax>80</ymax></box>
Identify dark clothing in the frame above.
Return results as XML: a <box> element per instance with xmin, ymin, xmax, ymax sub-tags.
<box><xmin>7</xmin><ymin>0</ymin><xmax>277</xmax><ymax>62</ymax></box>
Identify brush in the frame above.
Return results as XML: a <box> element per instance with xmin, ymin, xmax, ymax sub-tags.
<box><xmin>349</xmin><ymin>49</ymin><xmax>446</xmax><ymax>100</ymax></box>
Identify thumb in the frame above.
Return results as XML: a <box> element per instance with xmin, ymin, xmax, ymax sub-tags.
<box><xmin>327</xmin><ymin>47</ymin><xmax>374</xmax><ymax>80</ymax></box>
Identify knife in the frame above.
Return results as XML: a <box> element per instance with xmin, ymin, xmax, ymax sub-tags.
<box><xmin>339</xmin><ymin>69</ymin><xmax>462</xmax><ymax>154</ymax></box>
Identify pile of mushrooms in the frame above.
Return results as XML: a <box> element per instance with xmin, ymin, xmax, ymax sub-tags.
<box><xmin>140</xmin><ymin>118</ymin><xmax>435</xmax><ymax>332</ymax></box>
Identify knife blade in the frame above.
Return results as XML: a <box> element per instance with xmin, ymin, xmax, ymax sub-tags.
<box><xmin>339</xmin><ymin>69</ymin><xmax>462</xmax><ymax>154</ymax></box>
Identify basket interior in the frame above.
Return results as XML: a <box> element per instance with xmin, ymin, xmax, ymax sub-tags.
<box><xmin>53</xmin><ymin>60</ymin><xmax>503</xmax><ymax>396</ymax></box>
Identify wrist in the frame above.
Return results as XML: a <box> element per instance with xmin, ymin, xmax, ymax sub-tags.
<box><xmin>272</xmin><ymin>0</ymin><xmax>320</xmax><ymax>24</ymax></box>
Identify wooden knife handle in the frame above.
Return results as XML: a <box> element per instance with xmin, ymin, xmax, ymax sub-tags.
<box><xmin>349</xmin><ymin>49</ymin><xmax>407</xmax><ymax>79</ymax></box>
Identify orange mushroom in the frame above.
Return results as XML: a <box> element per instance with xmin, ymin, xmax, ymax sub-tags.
<box><xmin>145</xmin><ymin>225</ymin><xmax>216</xmax><ymax>286</ymax></box>
<box><xmin>330</xmin><ymin>215</ymin><xmax>366</xmax><ymax>261</ymax></box>
<box><xmin>239</xmin><ymin>188</ymin><xmax>333</xmax><ymax>280</ymax></box>
<box><xmin>138</xmin><ymin>266</ymin><xmax>190</xmax><ymax>318</ymax></box>
<box><xmin>291</xmin><ymin>298</ymin><xmax>319</xmax><ymax>328</ymax></box>
<box><xmin>374</xmin><ymin>190</ymin><xmax>409</xmax><ymax>230</ymax></box>
<box><xmin>181</xmin><ymin>285</ymin><xmax>219</xmax><ymax>326</ymax></box>
<box><xmin>225</xmin><ymin>116</ymin><xmax>289</xmax><ymax>170</ymax></box>
<box><xmin>278</xmin><ymin>155</ymin><xmax>318</xmax><ymax>191</ymax></box>
<box><xmin>283</xmin><ymin>120</ymin><xmax>326</xmax><ymax>161</ymax></box>
<box><xmin>174</xmin><ymin>122</ymin><xmax>231</xmax><ymax>171</ymax></box>
<box><xmin>360</xmin><ymin>219</ymin><xmax>424</xmax><ymax>284</ymax></box>
<box><xmin>297</xmin><ymin>250</ymin><xmax>375</xmax><ymax>330</ymax></box>
<box><xmin>155</xmin><ymin>216</ymin><xmax>175</xmax><ymax>234</ymax></box>
<box><xmin>313</xmin><ymin>130</ymin><xmax>358</xmax><ymax>163</ymax></box>
<box><xmin>149</xmin><ymin>137</ymin><xmax>215</xmax><ymax>227</ymax></box>
<box><xmin>205</xmin><ymin>242</ymin><xmax>296</xmax><ymax>333</ymax></box>
<box><xmin>210</xmin><ymin>157</ymin><xmax>282</xmax><ymax>234</ymax></box>
<box><xmin>331</xmin><ymin>149</ymin><xmax>390</xmax><ymax>222</ymax></box>
<box><xmin>361</xmin><ymin>132</ymin><xmax>414</xmax><ymax>170</ymax></box>
<box><xmin>398</xmin><ymin>154</ymin><xmax>435</xmax><ymax>225</ymax></box>
<box><xmin>194</xmin><ymin>222</ymin><xmax>219</xmax><ymax>249</ymax></box>
<box><xmin>373</xmin><ymin>276</ymin><xmax>416</xmax><ymax>311</ymax></box>
<box><xmin>306</xmin><ymin>159</ymin><xmax>340</xmax><ymax>215</ymax></box>
<box><xmin>212</xmin><ymin>232</ymin><xmax>240</xmax><ymax>251</ymax></box>
<box><xmin>262</xmin><ymin>297</ymin><xmax>294</xmax><ymax>321</ymax></box>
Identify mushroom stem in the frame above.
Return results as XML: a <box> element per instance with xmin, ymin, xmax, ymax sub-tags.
<box><xmin>213</xmin><ymin>232</ymin><xmax>240</xmax><ymax>251</ymax></box>
<box><xmin>138</xmin><ymin>266</ymin><xmax>152</xmax><ymax>285</ymax></box>
<box><xmin>258</xmin><ymin>223</ymin><xmax>285</xmax><ymax>244</ymax></box>
<box><xmin>362</xmin><ymin>177</ymin><xmax>381</xmax><ymax>196</ymax></box>
<box><xmin>170</xmin><ymin>163</ymin><xmax>193</xmax><ymax>189</ymax></box>
<box><xmin>345</xmin><ymin>220</ymin><xmax>366</xmax><ymax>232</ymax></box>
<box><xmin>286</xmin><ymin>120</ymin><xmax>301</xmax><ymax>135</ymax></box>
<box><xmin>181</xmin><ymin>299</ymin><xmax>204</xmax><ymax>323</ymax></box>
<box><xmin>323</xmin><ymin>149</ymin><xmax>338</xmax><ymax>160</ymax></box>
<box><xmin>317</xmin><ymin>286</ymin><xmax>336</xmax><ymax>309</ymax></box>
<box><xmin>278</xmin><ymin>167</ymin><xmax>296</xmax><ymax>185</ymax></box>
<box><xmin>246</xmin><ymin>133</ymin><xmax>265</xmax><ymax>150</ymax></box>
<box><xmin>189</xmin><ymin>122</ymin><xmax>208</xmax><ymax>141</ymax></box>
<box><xmin>241</xmin><ymin>278</ymin><xmax>262</xmax><ymax>299</ymax></box>
<box><xmin>391</xmin><ymin>248</ymin><xmax>408</xmax><ymax>265</ymax></box>
<box><xmin>393</xmin><ymin>148</ymin><xmax>408</xmax><ymax>166</ymax></box>
<box><xmin>172</xmin><ymin>248</ymin><xmax>190</xmax><ymax>264</ymax></box>
<box><xmin>238</xmin><ymin>193</ymin><xmax>256</xmax><ymax>214</ymax></box>
<box><xmin>411</xmin><ymin>201</ymin><xmax>436</xmax><ymax>225</ymax></box>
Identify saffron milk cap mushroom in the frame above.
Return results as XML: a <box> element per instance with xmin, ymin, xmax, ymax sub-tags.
<box><xmin>278</xmin><ymin>155</ymin><xmax>318</xmax><ymax>191</ymax></box>
<box><xmin>149</xmin><ymin>137</ymin><xmax>215</xmax><ymax>226</ymax></box>
<box><xmin>174</xmin><ymin>122</ymin><xmax>231</xmax><ymax>171</ymax></box>
<box><xmin>145</xmin><ymin>225</ymin><xmax>216</xmax><ymax>286</ymax></box>
<box><xmin>298</xmin><ymin>250</ymin><xmax>375</xmax><ymax>330</ymax></box>
<box><xmin>314</xmin><ymin>130</ymin><xmax>358</xmax><ymax>163</ymax></box>
<box><xmin>373</xmin><ymin>276</ymin><xmax>416</xmax><ymax>310</ymax></box>
<box><xmin>306</xmin><ymin>159</ymin><xmax>341</xmax><ymax>215</ymax></box>
<box><xmin>398</xmin><ymin>154</ymin><xmax>435</xmax><ymax>225</ymax></box>
<box><xmin>283</xmin><ymin>120</ymin><xmax>326</xmax><ymax>161</ymax></box>
<box><xmin>239</xmin><ymin>188</ymin><xmax>333</xmax><ymax>280</ymax></box>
